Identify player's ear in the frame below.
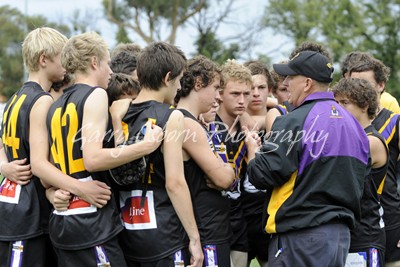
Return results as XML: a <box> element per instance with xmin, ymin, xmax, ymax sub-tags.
<box><xmin>163</xmin><ymin>71</ymin><xmax>171</xmax><ymax>86</ymax></box>
<box><xmin>194</xmin><ymin>77</ymin><xmax>202</xmax><ymax>92</ymax></box>
<box><xmin>91</xmin><ymin>56</ymin><xmax>98</xmax><ymax>70</ymax></box>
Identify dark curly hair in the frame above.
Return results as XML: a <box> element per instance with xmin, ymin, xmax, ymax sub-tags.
<box><xmin>340</xmin><ymin>51</ymin><xmax>368</xmax><ymax>77</ymax></box>
<box><xmin>107</xmin><ymin>73</ymin><xmax>141</xmax><ymax>106</ymax></box>
<box><xmin>52</xmin><ymin>73</ymin><xmax>72</xmax><ymax>92</ymax></box>
<box><xmin>175</xmin><ymin>55</ymin><xmax>221</xmax><ymax>103</ymax></box>
<box><xmin>331</xmin><ymin>77</ymin><xmax>379</xmax><ymax>120</ymax></box>
<box><xmin>111</xmin><ymin>42</ymin><xmax>142</xmax><ymax>58</ymax></box>
<box><xmin>290</xmin><ymin>41</ymin><xmax>332</xmax><ymax>61</ymax></box>
<box><xmin>110</xmin><ymin>51</ymin><xmax>138</xmax><ymax>75</ymax></box>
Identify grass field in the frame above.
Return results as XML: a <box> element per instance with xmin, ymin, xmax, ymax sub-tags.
<box><xmin>250</xmin><ymin>259</ymin><xmax>261</xmax><ymax>267</ymax></box>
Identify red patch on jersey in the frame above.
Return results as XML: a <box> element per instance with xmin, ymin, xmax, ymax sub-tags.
<box><xmin>122</xmin><ymin>196</ymin><xmax>150</xmax><ymax>224</ymax></box>
<box><xmin>0</xmin><ymin>179</ymin><xmax>17</xmax><ymax>198</ymax></box>
<box><xmin>69</xmin><ymin>195</ymin><xmax>90</xmax><ymax>209</ymax></box>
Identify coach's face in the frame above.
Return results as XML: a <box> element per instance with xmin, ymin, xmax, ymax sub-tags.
<box><xmin>283</xmin><ymin>75</ymin><xmax>311</xmax><ymax>107</ymax></box>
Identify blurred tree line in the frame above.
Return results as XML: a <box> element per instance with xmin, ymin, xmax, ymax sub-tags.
<box><xmin>0</xmin><ymin>0</ymin><xmax>399</xmax><ymax>99</ymax></box>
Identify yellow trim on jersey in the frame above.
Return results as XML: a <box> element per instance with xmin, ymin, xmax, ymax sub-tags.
<box><xmin>378</xmin><ymin>113</ymin><xmax>397</xmax><ymax>144</ymax></box>
<box><xmin>377</xmin><ymin>176</ymin><xmax>386</xmax><ymax>195</ymax></box>
<box><xmin>121</xmin><ymin>121</ymin><xmax>129</xmax><ymax>141</ymax></box>
<box><xmin>148</xmin><ymin>163</ymin><xmax>153</xmax><ymax>184</ymax></box>
<box><xmin>385</xmin><ymin>125</ymin><xmax>396</xmax><ymax>145</ymax></box>
<box><xmin>266</xmin><ymin>170</ymin><xmax>298</xmax><ymax>233</ymax></box>
<box><xmin>229</xmin><ymin>140</ymin><xmax>246</xmax><ymax>176</ymax></box>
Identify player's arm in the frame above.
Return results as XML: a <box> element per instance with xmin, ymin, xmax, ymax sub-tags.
<box><xmin>250</xmin><ymin>115</ymin><xmax>267</xmax><ymax>131</ymax></box>
<box><xmin>369</xmin><ymin>135</ymin><xmax>387</xmax><ymax>168</ymax></box>
<box><xmin>30</xmin><ymin>95</ymin><xmax>111</xmax><ymax>208</ymax></box>
<box><xmin>163</xmin><ymin>110</ymin><xmax>203</xmax><ymax>267</ymax></box>
<box><xmin>266</xmin><ymin>96</ymin><xmax>278</xmax><ymax>108</ymax></box>
<box><xmin>265</xmin><ymin>107</ymin><xmax>281</xmax><ymax>134</ymax></box>
<box><xmin>183</xmin><ymin>118</ymin><xmax>234</xmax><ymax>189</ymax></box>
<box><xmin>109</xmin><ymin>98</ymin><xmax>131</xmax><ymax>146</ymax></box>
<box><xmin>240</xmin><ymin>112</ymin><xmax>258</xmax><ymax>131</ymax></box>
<box><xmin>82</xmin><ymin>88</ymin><xmax>163</xmax><ymax>172</ymax></box>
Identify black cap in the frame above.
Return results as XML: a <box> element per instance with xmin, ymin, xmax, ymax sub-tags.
<box><xmin>273</xmin><ymin>51</ymin><xmax>334</xmax><ymax>83</ymax></box>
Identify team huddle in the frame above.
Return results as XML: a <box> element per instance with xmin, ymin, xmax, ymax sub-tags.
<box><xmin>0</xmin><ymin>26</ymin><xmax>399</xmax><ymax>267</ymax></box>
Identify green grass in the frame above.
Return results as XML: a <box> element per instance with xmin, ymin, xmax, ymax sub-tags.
<box><xmin>250</xmin><ymin>259</ymin><xmax>261</xmax><ymax>267</ymax></box>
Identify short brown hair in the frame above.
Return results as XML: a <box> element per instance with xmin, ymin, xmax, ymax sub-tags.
<box><xmin>344</xmin><ymin>52</ymin><xmax>391</xmax><ymax>85</ymax></box>
<box><xmin>244</xmin><ymin>60</ymin><xmax>275</xmax><ymax>90</ymax></box>
<box><xmin>332</xmin><ymin>77</ymin><xmax>379</xmax><ymax>120</ymax></box>
<box><xmin>137</xmin><ymin>42</ymin><xmax>186</xmax><ymax>91</ymax></box>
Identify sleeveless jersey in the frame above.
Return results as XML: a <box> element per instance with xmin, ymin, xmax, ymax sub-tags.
<box><xmin>214</xmin><ymin>114</ymin><xmax>247</xmax><ymax>238</ymax></box>
<box><xmin>46</xmin><ymin>84</ymin><xmax>123</xmax><ymax>250</ymax></box>
<box><xmin>275</xmin><ymin>101</ymin><xmax>294</xmax><ymax>116</ymax></box>
<box><xmin>372</xmin><ymin>108</ymin><xmax>400</xmax><ymax>230</ymax></box>
<box><xmin>179</xmin><ymin>109</ymin><xmax>231</xmax><ymax>245</ymax></box>
<box><xmin>350</xmin><ymin>125</ymin><xmax>388</xmax><ymax>251</ymax></box>
<box><xmin>117</xmin><ymin>101</ymin><xmax>188</xmax><ymax>262</ymax></box>
<box><xmin>0</xmin><ymin>82</ymin><xmax>51</xmax><ymax>241</ymax></box>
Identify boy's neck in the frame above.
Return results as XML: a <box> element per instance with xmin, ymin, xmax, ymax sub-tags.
<box><xmin>177</xmin><ymin>97</ymin><xmax>201</xmax><ymax>118</ymax></box>
<box><xmin>133</xmin><ymin>87</ymin><xmax>166</xmax><ymax>104</ymax></box>
<box><xmin>27</xmin><ymin>72</ymin><xmax>52</xmax><ymax>92</ymax></box>
<box><xmin>217</xmin><ymin>107</ymin><xmax>241</xmax><ymax>136</ymax></box>
<box><xmin>217</xmin><ymin>107</ymin><xmax>237</xmax><ymax>128</ymax></box>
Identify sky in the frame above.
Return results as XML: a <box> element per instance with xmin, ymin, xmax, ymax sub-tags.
<box><xmin>1</xmin><ymin>0</ymin><xmax>292</xmax><ymax>63</ymax></box>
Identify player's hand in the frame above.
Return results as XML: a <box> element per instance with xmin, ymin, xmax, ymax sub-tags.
<box><xmin>76</xmin><ymin>180</ymin><xmax>111</xmax><ymax>208</ymax></box>
<box><xmin>143</xmin><ymin>120</ymin><xmax>164</xmax><ymax>153</ymax></box>
<box><xmin>198</xmin><ymin>114</ymin><xmax>208</xmax><ymax>128</ymax></box>
<box><xmin>187</xmin><ymin>238</ymin><xmax>204</xmax><ymax>267</ymax></box>
<box><xmin>1</xmin><ymin>158</ymin><xmax>32</xmax><ymax>185</ymax></box>
<box><xmin>52</xmin><ymin>189</ymin><xmax>71</xmax><ymax>211</ymax></box>
<box><xmin>204</xmin><ymin>175</ymin><xmax>224</xmax><ymax>191</ymax></box>
<box><xmin>242</xmin><ymin>126</ymin><xmax>261</xmax><ymax>150</ymax></box>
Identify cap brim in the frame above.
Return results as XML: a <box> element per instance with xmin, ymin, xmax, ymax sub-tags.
<box><xmin>273</xmin><ymin>63</ymin><xmax>298</xmax><ymax>76</ymax></box>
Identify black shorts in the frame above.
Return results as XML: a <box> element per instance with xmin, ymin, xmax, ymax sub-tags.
<box><xmin>230</xmin><ymin>220</ymin><xmax>248</xmax><ymax>252</ymax></box>
<box><xmin>203</xmin><ymin>242</ymin><xmax>231</xmax><ymax>267</ymax></box>
<box><xmin>229</xmin><ymin>205</ymin><xmax>248</xmax><ymax>252</ymax></box>
<box><xmin>125</xmin><ymin>248</ymin><xmax>191</xmax><ymax>267</ymax></box>
<box><xmin>55</xmin><ymin>236</ymin><xmax>127</xmax><ymax>267</ymax></box>
<box><xmin>0</xmin><ymin>234</ymin><xmax>56</xmax><ymax>267</ymax></box>
<box><xmin>246</xmin><ymin>214</ymin><xmax>270</xmax><ymax>261</ymax></box>
<box><xmin>385</xmin><ymin>226</ymin><xmax>400</xmax><ymax>262</ymax></box>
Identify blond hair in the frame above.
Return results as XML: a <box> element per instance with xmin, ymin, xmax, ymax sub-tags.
<box><xmin>221</xmin><ymin>59</ymin><xmax>252</xmax><ymax>89</ymax></box>
<box><xmin>61</xmin><ymin>32</ymin><xmax>109</xmax><ymax>75</ymax></box>
<box><xmin>22</xmin><ymin>27</ymin><xmax>67</xmax><ymax>72</ymax></box>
